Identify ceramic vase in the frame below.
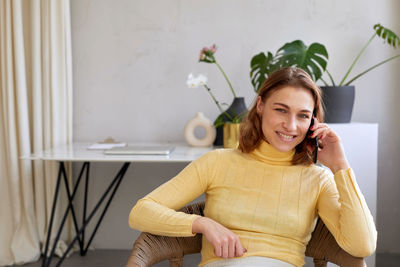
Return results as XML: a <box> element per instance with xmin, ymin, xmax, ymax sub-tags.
<box><xmin>184</xmin><ymin>112</ymin><xmax>216</xmax><ymax>147</ymax></box>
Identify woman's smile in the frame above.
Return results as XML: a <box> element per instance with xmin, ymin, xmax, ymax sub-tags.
<box><xmin>276</xmin><ymin>131</ymin><xmax>297</xmax><ymax>142</ymax></box>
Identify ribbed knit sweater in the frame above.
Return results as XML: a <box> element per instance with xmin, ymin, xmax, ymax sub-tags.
<box><xmin>129</xmin><ymin>141</ymin><xmax>377</xmax><ymax>267</ymax></box>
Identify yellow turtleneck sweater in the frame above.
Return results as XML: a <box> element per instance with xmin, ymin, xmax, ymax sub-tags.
<box><xmin>129</xmin><ymin>141</ymin><xmax>377</xmax><ymax>267</ymax></box>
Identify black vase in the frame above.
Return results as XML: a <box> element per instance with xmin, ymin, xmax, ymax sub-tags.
<box><xmin>320</xmin><ymin>86</ymin><xmax>355</xmax><ymax>123</ymax></box>
<box><xmin>213</xmin><ymin>97</ymin><xmax>247</xmax><ymax>146</ymax></box>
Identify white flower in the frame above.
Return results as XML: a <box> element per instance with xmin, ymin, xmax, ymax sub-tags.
<box><xmin>186</xmin><ymin>73</ymin><xmax>208</xmax><ymax>88</ymax></box>
<box><xmin>197</xmin><ymin>74</ymin><xmax>207</xmax><ymax>85</ymax></box>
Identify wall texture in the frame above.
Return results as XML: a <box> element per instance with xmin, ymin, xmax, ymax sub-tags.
<box><xmin>71</xmin><ymin>0</ymin><xmax>400</xmax><ymax>253</ymax></box>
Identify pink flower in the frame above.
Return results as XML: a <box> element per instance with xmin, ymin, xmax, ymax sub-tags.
<box><xmin>199</xmin><ymin>50</ymin><xmax>206</xmax><ymax>60</ymax></box>
<box><xmin>199</xmin><ymin>44</ymin><xmax>218</xmax><ymax>62</ymax></box>
<box><xmin>209</xmin><ymin>44</ymin><xmax>217</xmax><ymax>53</ymax></box>
<box><xmin>196</xmin><ymin>43</ymin><xmax>237</xmax><ymax>98</ymax></box>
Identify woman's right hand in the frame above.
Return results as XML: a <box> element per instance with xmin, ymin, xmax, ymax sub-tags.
<box><xmin>192</xmin><ymin>217</ymin><xmax>247</xmax><ymax>258</ymax></box>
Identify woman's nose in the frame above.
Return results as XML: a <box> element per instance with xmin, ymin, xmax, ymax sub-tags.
<box><xmin>283</xmin><ymin>116</ymin><xmax>296</xmax><ymax>131</ymax></box>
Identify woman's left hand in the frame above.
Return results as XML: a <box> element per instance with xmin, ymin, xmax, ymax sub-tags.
<box><xmin>309</xmin><ymin>118</ymin><xmax>350</xmax><ymax>174</ymax></box>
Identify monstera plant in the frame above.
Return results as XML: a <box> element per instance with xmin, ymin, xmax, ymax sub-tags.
<box><xmin>250</xmin><ymin>40</ymin><xmax>329</xmax><ymax>92</ymax></box>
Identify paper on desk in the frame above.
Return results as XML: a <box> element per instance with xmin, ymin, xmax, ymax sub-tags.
<box><xmin>87</xmin><ymin>143</ymin><xmax>127</xmax><ymax>150</ymax></box>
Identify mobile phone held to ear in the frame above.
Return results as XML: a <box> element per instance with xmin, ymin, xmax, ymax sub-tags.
<box><xmin>307</xmin><ymin>115</ymin><xmax>319</xmax><ymax>163</ymax></box>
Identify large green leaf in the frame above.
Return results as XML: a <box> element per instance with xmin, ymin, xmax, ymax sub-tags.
<box><xmin>374</xmin><ymin>23</ymin><xmax>400</xmax><ymax>48</ymax></box>
<box><xmin>274</xmin><ymin>40</ymin><xmax>328</xmax><ymax>82</ymax></box>
<box><xmin>250</xmin><ymin>52</ymin><xmax>279</xmax><ymax>93</ymax></box>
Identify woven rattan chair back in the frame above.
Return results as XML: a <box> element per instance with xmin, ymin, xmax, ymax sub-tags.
<box><xmin>126</xmin><ymin>202</ymin><xmax>365</xmax><ymax>267</ymax></box>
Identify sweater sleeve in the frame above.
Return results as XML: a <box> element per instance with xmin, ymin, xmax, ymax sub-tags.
<box><xmin>128</xmin><ymin>150</ymin><xmax>218</xmax><ymax>237</ymax></box>
<box><xmin>316</xmin><ymin>168</ymin><xmax>377</xmax><ymax>257</ymax></box>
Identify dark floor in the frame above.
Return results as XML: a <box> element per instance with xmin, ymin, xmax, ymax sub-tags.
<box><xmin>13</xmin><ymin>250</ymin><xmax>400</xmax><ymax>267</ymax></box>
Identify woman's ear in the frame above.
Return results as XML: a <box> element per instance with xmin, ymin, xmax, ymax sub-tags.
<box><xmin>256</xmin><ymin>96</ymin><xmax>264</xmax><ymax>115</ymax></box>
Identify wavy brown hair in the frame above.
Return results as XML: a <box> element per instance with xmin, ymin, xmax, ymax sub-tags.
<box><xmin>238</xmin><ymin>67</ymin><xmax>324</xmax><ymax>165</ymax></box>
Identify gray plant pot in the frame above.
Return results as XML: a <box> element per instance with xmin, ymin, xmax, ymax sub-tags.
<box><xmin>320</xmin><ymin>86</ymin><xmax>355</xmax><ymax>123</ymax></box>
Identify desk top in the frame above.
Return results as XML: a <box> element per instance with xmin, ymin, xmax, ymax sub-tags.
<box><xmin>22</xmin><ymin>142</ymin><xmax>215</xmax><ymax>163</ymax></box>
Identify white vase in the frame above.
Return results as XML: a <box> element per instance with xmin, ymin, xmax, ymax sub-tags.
<box><xmin>184</xmin><ymin>112</ymin><xmax>216</xmax><ymax>147</ymax></box>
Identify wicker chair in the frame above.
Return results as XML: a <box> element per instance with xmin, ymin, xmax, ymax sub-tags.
<box><xmin>126</xmin><ymin>202</ymin><xmax>365</xmax><ymax>267</ymax></box>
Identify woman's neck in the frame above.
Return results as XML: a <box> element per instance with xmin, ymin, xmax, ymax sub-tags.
<box><xmin>250</xmin><ymin>140</ymin><xmax>295</xmax><ymax>166</ymax></box>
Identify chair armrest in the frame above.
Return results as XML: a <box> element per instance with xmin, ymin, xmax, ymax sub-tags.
<box><xmin>305</xmin><ymin>218</ymin><xmax>365</xmax><ymax>267</ymax></box>
<box><xmin>126</xmin><ymin>202</ymin><xmax>205</xmax><ymax>267</ymax></box>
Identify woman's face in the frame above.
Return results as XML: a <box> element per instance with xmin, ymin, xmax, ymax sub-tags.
<box><xmin>256</xmin><ymin>86</ymin><xmax>315</xmax><ymax>152</ymax></box>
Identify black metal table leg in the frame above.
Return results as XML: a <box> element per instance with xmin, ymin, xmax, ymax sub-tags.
<box><xmin>81</xmin><ymin>162</ymin><xmax>90</xmax><ymax>256</ymax></box>
<box><xmin>42</xmin><ymin>165</ymin><xmax>63</xmax><ymax>267</ymax></box>
<box><xmin>42</xmin><ymin>161</ymin><xmax>131</xmax><ymax>267</ymax></box>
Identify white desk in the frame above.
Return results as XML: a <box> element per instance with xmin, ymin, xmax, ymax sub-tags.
<box><xmin>25</xmin><ymin>142</ymin><xmax>214</xmax><ymax>162</ymax></box>
<box><xmin>25</xmin><ymin>142</ymin><xmax>213</xmax><ymax>267</ymax></box>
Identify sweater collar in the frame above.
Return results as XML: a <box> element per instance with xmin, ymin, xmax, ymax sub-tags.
<box><xmin>250</xmin><ymin>140</ymin><xmax>295</xmax><ymax>166</ymax></box>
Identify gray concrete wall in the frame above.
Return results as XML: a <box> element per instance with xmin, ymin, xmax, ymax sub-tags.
<box><xmin>70</xmin><ymin>0</ymin><xmax>400</xmax><ymax>254</ymax></box>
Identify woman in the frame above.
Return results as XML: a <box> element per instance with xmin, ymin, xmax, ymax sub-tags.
<box><xmin>129</xmin><ymin>67</ymin><xmax>377</xmax><ymax>267</ymax></box>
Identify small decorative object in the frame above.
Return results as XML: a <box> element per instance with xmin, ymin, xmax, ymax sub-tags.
<box><xmin>187</xmin><ymin>44</ymin><xmax>247</xmax><ymax>146</ymax></box>
<box><xmin>223</xmin><ymin>123</ymin><xmax>241</xmax><ymax>149</ymax></box>
<box><xmin>250</xmin><ymin>23</ymin><xmax>400</xmax><ymax>122</ymax></box>
<box><xmin>184</xmin><ymin>112</ymin><xmax>216</xmax><ymax>147</ymax></box>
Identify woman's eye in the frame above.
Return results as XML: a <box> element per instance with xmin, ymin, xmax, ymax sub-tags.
<box><xmin>299</xmin><ymin>114</ymin><xmax>310</xmax><ymax>119</ymax></box>
<box><xmin>275</xmin><ymin>109</ymin><xmax>286</xmax><ymax>113</ymax></box>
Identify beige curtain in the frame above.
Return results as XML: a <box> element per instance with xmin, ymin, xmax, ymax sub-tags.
<box><xmin>0</xmin><ymin>0</ymin><xmax>73</xmax><ymax>265</ymax></box>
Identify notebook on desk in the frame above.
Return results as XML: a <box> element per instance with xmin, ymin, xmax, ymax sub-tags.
<box><xmin>103</xmin><ymin>145</ymin><xmax>175</xmax><ymax>155</ymax></box>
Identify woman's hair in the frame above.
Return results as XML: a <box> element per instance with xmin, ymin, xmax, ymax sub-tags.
<box><xmin>238</xmin><ymin>67</ymin><xmax>324</xmax><ymax>165</ymax></box>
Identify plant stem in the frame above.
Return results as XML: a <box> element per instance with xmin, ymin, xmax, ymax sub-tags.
<box><xmin>214</xmin><ymin>61</ymin><xmax>237</xmax><ymax>98</ymax></box>
<box><xmin>326</xmin><ymin>70</ymin><xmax>336</xmax><ymax>86</ymax></box>
<box><xmin>339</xmin><ymin>33</ymin><xmax>377</xmax><ymax>86</ymax></box>
<box><xmin>344</xmin><ymin>54</ymin><xmax>400</xmax><ymax>85</ymax></box>
<box><xmin>320</xmin><ymin>77</ymin><xmax>329</xmax><ymax>86</ymax></box>
<box><xmin>203</xmin><ymin>85</ymin><xmax>233</xmax><ymax>121</ymax></box>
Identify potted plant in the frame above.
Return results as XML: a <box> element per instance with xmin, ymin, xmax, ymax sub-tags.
<box><xmin>250</xmin><ymin>24</ymin><xmax>400</xmax><ymax>123</ymax></box>
<box><xmin>190</xmin><ymin>44</ymin><xmax>247</xmax><ymax>146</ymax></box>
<box><xmin>319</xmin><ymin>24</ymin><xmax>400</xmax><ymax>122</ymax></box>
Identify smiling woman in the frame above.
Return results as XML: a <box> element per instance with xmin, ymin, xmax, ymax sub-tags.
<box><xmin>129</xmin><ymin>67</ymin><xmax>376</xmax><ymax>267</ymax></box>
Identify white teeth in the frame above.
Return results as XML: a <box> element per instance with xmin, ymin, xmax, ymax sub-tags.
<box><xmin>277</xmin><ymin>132</ymin><xmax>295</xmax><ymax>139</ymax></box>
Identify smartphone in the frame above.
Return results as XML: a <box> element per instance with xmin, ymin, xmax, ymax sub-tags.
<box><xmin>307</xmin><ymin>114</ymin><xmax>319</xmax><ymax>163</ymax></box>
